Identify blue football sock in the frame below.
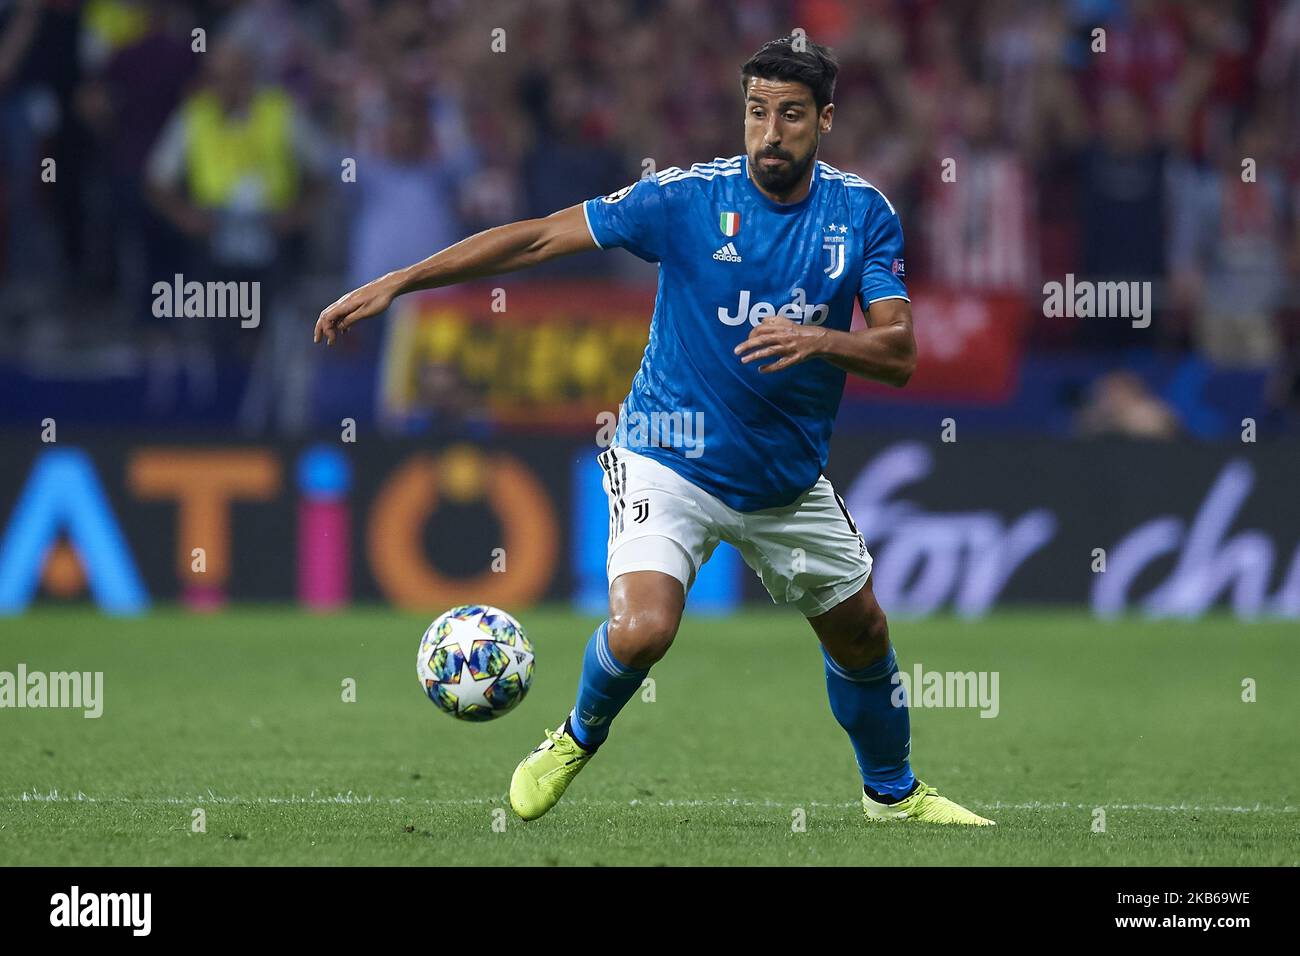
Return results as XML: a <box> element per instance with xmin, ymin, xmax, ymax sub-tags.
<box><xmin>567</xmin><ymin>621</ymin><xmax>648</xmax><ymax>750</ymax></box>
<box><xmin>822</xmin><ymin>644</ymin><xmax>916</xmax><ymax>800</ymax></box>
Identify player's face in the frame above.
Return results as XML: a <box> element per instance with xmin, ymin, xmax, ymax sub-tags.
<box><xmin>744</xmin><ymin>77</ymin><xmax>832</xmax><ymax>198</ymax></box>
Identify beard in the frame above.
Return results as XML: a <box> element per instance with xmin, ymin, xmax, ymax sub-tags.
<box><xmin>749</xmin><ymin>140</ymin><xmax>817</xmax><ymax>196</ymax></box>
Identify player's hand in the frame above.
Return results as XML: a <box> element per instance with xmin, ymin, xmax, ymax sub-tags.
<box><xmin>733</xmin><ymin>317</ymin><xmax>828</xmax><ymax>373</ymax></box>
<box><xmin>314</xmin><ymin>277</ymin><xmax>398</xmax><ymax>345</ymax></box>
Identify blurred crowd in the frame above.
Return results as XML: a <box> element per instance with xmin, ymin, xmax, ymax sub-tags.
<box><xmin>1</xmin><ymin>0</ymin><xmax>1298</xmax><ymax>431</ymax></box>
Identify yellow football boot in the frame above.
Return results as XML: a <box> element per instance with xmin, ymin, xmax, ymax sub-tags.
<box><xmin>862</xmin><ymin>781</ymin><xmax>995</xmax><ymax>826</ymax></box>
<box><xmin>508</xmin><ymin>724</ymin><xmax>593</xmax><ymax>821</ymax></box>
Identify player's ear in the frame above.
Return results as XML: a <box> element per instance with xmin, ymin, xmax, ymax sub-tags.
<box><xmin>820</xmin><ymin>103</ymin><xmax>834</xmax><ymax>134</ymax></box>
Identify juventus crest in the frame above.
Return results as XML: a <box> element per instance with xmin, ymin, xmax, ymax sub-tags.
<box><xmin>823</xmin><ymin>222</ymin><xmax>848</xmax><ymax>279</ymax></box>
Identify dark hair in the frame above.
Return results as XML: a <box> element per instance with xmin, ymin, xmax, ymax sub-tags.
<box><xmin>740</xmin><ymin>36</ymin><xmax>838</xmax><ymax>111</ymax></box>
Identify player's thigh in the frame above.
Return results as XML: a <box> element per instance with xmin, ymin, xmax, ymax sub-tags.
<box><xmin>739</xmin><ymin>475</ymin><xmax>873</xmax><ymax>620</ymax></box>
<box><xmin>600</xmin><ymin>447</ymin><xmax>721</xmax><ymax>593</ymax></box>
<box><xmin>599</xmin><ymin>448</ymin><xmax>720</xmax><ymax>665</ymax></box>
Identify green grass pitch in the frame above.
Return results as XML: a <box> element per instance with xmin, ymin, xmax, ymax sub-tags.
<box><xmin>2</xmin><ymin>607</ymin><xmax>1296</xmax><ymax>866</ymax></box>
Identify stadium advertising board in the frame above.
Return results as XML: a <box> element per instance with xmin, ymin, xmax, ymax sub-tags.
<box><xmin>845</xmin><ymin>289</ymin><xmax>1027</xmax><ymax>402</ymax></box>
<box><xmin>378</xmin><ymin>284</ymin><xmax>1028</xmax><ymax>431</ymax></box>
<box><xmin>378</xmin><ymin>283</ymin><xmax>656</xmax><ymax>429</ymax></box>
<box><xmin>0</xmin><ymin>436</ymin><xmax>1295</xmax><ymax>619</ymax></box>
<box><xmin>0</xmin><ymin>439</ymin><xmax>572</xmax><ymax>613</ymax></box>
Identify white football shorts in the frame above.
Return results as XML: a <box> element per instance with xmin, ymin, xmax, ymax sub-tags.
<box><xmin>597</xmin><ymin>447</ymin><xmax>872</xmax><ymax>617</ymax></box>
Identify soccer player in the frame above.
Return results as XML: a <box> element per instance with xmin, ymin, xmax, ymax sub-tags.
<box><xmin>315</xmin><ymin>37</ymin><xmax>993</xmax><ymax>827</ymax></box>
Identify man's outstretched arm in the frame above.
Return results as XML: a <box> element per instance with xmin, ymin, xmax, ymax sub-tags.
<box><xmin>314</xmin><ymin>204</ymin><xmax>596</xmax><ymax>344</ymax></box>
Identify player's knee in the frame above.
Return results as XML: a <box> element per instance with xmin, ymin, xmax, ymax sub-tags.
<box><xmin>825</xmin><ymin>606</ymin><xmax>890</xmax><ymax>670</ymax></box>
<box><xmin>607</xmin><ymin>606</ymin><xmax>679</xmax><ymax>669</ymax></box>
<box><xmin>861</xmin><ymin>607</ymin><xmax>890</xmax><ymax>660</ymax></box>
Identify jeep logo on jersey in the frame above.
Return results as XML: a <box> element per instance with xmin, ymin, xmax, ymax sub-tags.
<box><xmin>718</xmin><ymin>288</ymin><xmax>830</xmax><ymax>327</ymax></box>
<box><xmin>719</xmin><ymin>211</ymin><xmax>740</xmax><ymax>236</ymax></box>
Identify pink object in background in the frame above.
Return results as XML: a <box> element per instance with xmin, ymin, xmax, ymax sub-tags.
<box><xmin>182</xmin><ymin>584</ymin><xmax>226</xmax><ymax>612</ymax></box>
<box><xmin>298</xmin><ymin>501</ymin><xmax>350</xmax><ymax>610</ymax></box>
<box><xmin>297</xmin><ymin>447</ymin><xmax>352</xmax><ymax>610</ymax></box>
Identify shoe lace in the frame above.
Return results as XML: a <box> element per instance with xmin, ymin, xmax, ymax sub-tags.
<box><xmin>902</xmin><ymin>784</ymin><xmax>940</xmax><ymax>815</ymax></box>
<box><xmin>539</xmin><ymin>727</ymin><xmax>591</xmax><ymax>771</ymax></box>
<box><xmin>543</xmin><ymin>726</ymin><xmax>584</xmax><ymax>757</ymax></box>
<box><xmin>911</xmin><ymin>784</ymin><xmax>989</xmax><ymax>822</ymax></box>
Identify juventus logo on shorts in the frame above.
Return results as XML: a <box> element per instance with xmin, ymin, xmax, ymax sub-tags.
<box><xmin>632</xmin><ymin>498</ymin><xmax>650</xmax><ymax>523</ymax></box>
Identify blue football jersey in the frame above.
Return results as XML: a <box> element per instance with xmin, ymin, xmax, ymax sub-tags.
<box><xmin>583</xmin><ymin>155</ymin><xmax>908</xmax><ymax>512</ymax></box>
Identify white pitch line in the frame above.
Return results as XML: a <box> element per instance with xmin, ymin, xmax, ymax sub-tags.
<box><xmin>4</xmin><ymin>790</ymin><xmax>1296</xmax><ymax>814</ymax></box>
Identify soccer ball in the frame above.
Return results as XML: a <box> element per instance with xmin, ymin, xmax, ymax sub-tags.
<box><xmin>417</xmin><ymin>605</ymin><xmax>535</xmax><ymax>721</ymax></box>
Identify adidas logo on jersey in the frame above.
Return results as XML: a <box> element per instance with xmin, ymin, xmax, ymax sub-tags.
<box><xmin>712</xmin><ymin>242</ymin><xmax>742</xmax><ymax>263</ymax></box>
